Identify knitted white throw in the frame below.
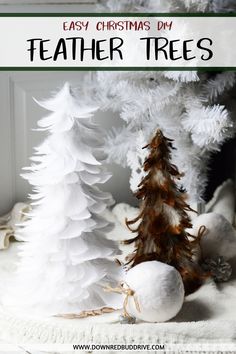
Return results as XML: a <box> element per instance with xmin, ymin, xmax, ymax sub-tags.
<box><xmin>0</xmin><ymin>225</ymin><xmax>236</xmax><ymax>348</ymax></box>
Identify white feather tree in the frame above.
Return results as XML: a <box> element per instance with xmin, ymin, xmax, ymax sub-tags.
<box><xmin>4</xmin><ymin>83</ymin><xmax>123</xmax><ymax>316</ymax></box>
<box><xmin>97</xmin><ymin>0</ymin><xmax>236</xmax><ymax>203</ymax></box>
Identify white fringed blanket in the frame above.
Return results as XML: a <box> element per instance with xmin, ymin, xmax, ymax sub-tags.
<box><xmin>0</xmin><ymin>221</ymin><xmax>236</xmax><ymax>349</ymax></box>
<box><xmin>0</xmin><ymin>251</ymin><xmax>236</xmax><ymax>354</ymax></box>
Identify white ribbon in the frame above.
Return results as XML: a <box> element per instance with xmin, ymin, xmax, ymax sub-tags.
<box><xmin>0</xmin><ymin>203</ymin><xmax>30</xmax><ymax>250</ymax></box>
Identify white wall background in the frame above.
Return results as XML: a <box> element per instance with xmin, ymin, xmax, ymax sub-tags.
<box><xmin>0</xmin><ymin>72</ymin><xmax>135</xmax><ymax>215</ymax></box>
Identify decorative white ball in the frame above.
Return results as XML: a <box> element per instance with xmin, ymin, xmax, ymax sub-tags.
<box><xmin>124</xmin><ymin>261</ymin><xmax>184</xmax><ymax>323</ymax></box>
<box><xmin>191</xmin><ymin>212</ymin><xmax>236</xmax><ymax>260</ymax></box>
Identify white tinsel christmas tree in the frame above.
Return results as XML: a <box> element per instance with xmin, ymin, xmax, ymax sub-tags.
<box><xmin>99</xmin><ymin>0</ymin><xmax>236</xmax><ymax>13</ymax></box>
<box><xmin>4</xmin><ymin>83</ymin><xmax>123</xmax><ymax>316</ymax></box>
<box><xmin>97</xmin><ymin>0</ymin><xmax>236</xmax><ymax>204</ymax></box>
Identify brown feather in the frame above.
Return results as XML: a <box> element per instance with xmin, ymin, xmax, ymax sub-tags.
<box><xmin>124</xmin><ymin>129</ymin><xmax>207</xmax><ymax>295</ymax></box>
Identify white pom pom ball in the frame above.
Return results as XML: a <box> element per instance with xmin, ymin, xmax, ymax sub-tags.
<box><xmin>191</xmin><ymin>212</ymin><xmax>236</xmax><ymax>260</ymax></box>
<box><xmin>124</xmin><ymin>261</ymin><xmax>184</xmax><ymax>322</ymax></box>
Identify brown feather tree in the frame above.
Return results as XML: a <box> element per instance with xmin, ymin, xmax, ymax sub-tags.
<box><xmin>125</xmin><ymin>129</ymin><xmax>206</xmax><ymax>295</ymax></box>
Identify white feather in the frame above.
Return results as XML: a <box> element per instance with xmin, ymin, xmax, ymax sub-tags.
<box><xmin>4</xmin><ymin>83</ymin><xmax>123</xmax><ymax>316</ymax></box>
